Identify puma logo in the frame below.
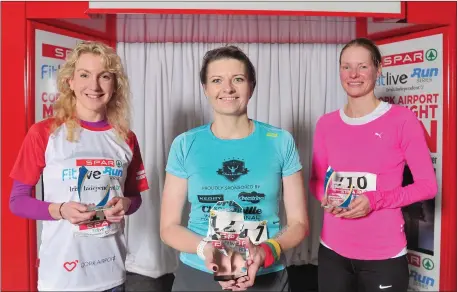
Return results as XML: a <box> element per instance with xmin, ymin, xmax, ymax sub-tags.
<box><xmin>375</xmin><ymin>132</ymin><xmax>383</xmax><ymax>138</ymax></box>
<box><xmin>63</xmin><ymin>260</ymin><xmax>78</xmax><ymax>272</ymax></box>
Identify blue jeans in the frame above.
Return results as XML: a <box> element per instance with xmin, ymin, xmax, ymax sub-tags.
<box><xmin>104</xmin><ymin>283</ymin><xmax>125</xmax><ymax>292</ymax></box>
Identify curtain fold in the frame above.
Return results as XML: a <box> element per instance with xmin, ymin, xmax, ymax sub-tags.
<box><xmin>117</xmin><ymin>14</ymin><xmax>356</xmax><ymax>44</ymax></box>
<box><xmin>117</xmin><ymin>42</ymin><xmax>347</xmax><ymax>278</ymax></box>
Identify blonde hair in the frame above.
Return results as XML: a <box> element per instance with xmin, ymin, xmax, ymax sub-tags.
<box><xmin>52</xmin><ymin>41</ymin><xmax>131</xmax><ymax>142</ymax></box>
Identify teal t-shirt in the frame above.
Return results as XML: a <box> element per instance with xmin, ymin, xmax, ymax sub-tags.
<box><xmin>165</xmin><ymin>120</ymin><xmax>302</xmax><ymax>274</ymax></box>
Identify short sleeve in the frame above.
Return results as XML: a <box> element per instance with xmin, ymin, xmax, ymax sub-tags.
<box><xmin>281</xmin><ymin>131</ymin><xmax>302</xmax><ymax>177</ymax></box>
<box><xmin>165</xmin><ymin>134</ymin><xmax>188</xmax><ymax>178</ymax></box>
<box><xmin>125</xmin><ymin>132</ymin><xmax>149</xmax><ymax>194</ymax></box>
<box><xmin>10</xmin><ymin>121</ymin><xmax>51</xmax><ymax>185</ymax></box>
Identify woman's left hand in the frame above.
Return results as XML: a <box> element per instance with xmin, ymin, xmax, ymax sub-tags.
<box><xmin>231</xmin><ymin>239</ymin><xmax>266</xmax><ymax>291</ymax></box>
<box><xmin>103</xmin><ymin>197</ymin><xmax>131</xmax><ymax>222</ymax></box>
<box><xmin>336</xmin><ymin>195</ymin><xmax>371</xmax><ymax>219</ymax></box>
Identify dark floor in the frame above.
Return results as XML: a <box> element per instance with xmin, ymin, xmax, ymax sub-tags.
<box><xmin>125</xmin><ymin>264</ymin><xmax>318</xmax><ymax>291</ymax></box>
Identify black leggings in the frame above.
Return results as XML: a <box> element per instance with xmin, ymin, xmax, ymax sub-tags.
<box><xmin>318</xmin><ymin>244</ymin><xmax>409</xmax><ymax>292</ymax></box>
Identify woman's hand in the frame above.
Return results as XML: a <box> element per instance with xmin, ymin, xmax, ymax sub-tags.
<box><xmin>56</xmin><ymin>202</ymin><xmax>96</xmax><ymax>224</ymax></box>
<box><xmin>103</xmin><ymin>197</ymin><xmax>132</xmax><ymax>222</ymax></box>
<box><xmin>336</xmin><ymin>195</ymin><xmax>371</xmax><ymax>219</ymax></box>
<box><xmin>202</xmin><ymin>242</ymin><xmax>239</xmax><ymax>290</ymax></box>
<box><xmin>321</xmin><ymin>196</ymin><xmax>344</xmax><ymax>216</ymax></box>
<box><xmin>231</xmin><ymin>239</ymin><xmax>266</xmax><ymax>291</ymax></box>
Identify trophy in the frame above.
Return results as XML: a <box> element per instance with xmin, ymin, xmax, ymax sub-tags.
<box><xmin>207</xmin><ymin>201</ymin><xmax>249</xmax><ymax>281</ymax></box>
<box><xmin>77</xmin><ymin>166</ymin><xmax>114</xmax><ymax>212</ymax></box>
<box><xmin>73</xmin><ymin>166</ymin><xmax>119</xmax><ymax>237</ymax></box>
<box><xmin>323</xmin><ymin>166</ymin><xmax>356</xmax><ymax>209</ymax></box>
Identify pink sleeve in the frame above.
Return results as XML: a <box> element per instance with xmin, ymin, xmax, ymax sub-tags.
<box><xmin>365</xmin><ymin>110</ymin><xmax>438</xmax><ymax>210</ymax></box>
<box><xmin>309</xmin><ymin>118</ymin><xmax>328</xmax><ymax>202</ymax></box>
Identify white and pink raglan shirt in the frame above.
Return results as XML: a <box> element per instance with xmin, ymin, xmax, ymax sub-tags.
<box><xmin>10</xmin><ymin>118</ymin><xmax>149</xmax><ymax>291</ymax></box>
<box><xmin>310</xmin><ymin>101</ymin><xmax>438</xmax><ymax>260</ymax></box>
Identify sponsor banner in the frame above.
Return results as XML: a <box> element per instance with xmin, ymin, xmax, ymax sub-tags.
<box><xmin>35</xmin><ymin>29</ymin><xmax>82</xmax><ymax>121</ymax></box>
<box><xmin>375</xmin><ymin>34</ymin><xmax>443</xmax><ymax>291</ymax></box>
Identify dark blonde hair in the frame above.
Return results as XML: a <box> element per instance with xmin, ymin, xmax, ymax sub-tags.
<box><xmin>52</xmin><ymin>41</ymin><xmax>131</xmax><ymax>142</ymax></box>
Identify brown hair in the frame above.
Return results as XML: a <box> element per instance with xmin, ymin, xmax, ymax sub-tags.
<box><xmin>339</xmin><ymin>38</ymin><xmax>382</xmax><ymax>68</ymax></box>
<box><xmin>199</xmin><ymin>45</ymin><xmax>256</xmax><ymax>92</ymax></box>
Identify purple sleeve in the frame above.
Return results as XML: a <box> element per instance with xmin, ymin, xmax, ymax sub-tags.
<box><xmin>125</xmin><ymin>194</ymin><xmax>142</xmax><ymax>215</ymax></box>
<box><xmin>9</xmin><ymin>180</ymin><xmax>54</xmax><ymax>220</ymax></box>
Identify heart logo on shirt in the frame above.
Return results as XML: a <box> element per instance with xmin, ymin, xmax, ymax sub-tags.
<box><xmin>63</xmin><ymin>260</ymin><xmax>78</xmax><ymax>272</ymax></box>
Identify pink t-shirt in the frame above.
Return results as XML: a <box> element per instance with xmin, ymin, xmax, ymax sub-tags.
<box><xmin>310</xmin><ymin>102</ymin><xmax>438</xmax><ymax>260</ymax></box>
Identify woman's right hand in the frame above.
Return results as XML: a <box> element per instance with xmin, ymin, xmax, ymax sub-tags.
<box><xmin>321</xmin><ymin>197</ymin><xmax>344</xmax><ymax>216</ymax></box>
<box><xmin>52</xmin><ymin>202</ymin><xmax>96</xmax><ymax>224</ymax></box>
<box><xmin>203</xmin><ymin>242</ymin><xmax>239</xmax><ymax>290</ymax></box>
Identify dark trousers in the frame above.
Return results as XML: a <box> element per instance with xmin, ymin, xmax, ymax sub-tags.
<box><xmin>318</xmin><ymin>244</ymin><xmax>409</xmax><ymax>292</ymax></box>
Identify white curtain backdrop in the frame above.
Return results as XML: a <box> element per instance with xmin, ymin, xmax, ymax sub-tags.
<box><xmin>117</xmin><ymin>42</ymin><xmax>347</xmax><ymax>278</ymax></box>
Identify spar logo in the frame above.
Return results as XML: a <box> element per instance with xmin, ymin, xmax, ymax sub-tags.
<box><xmin>42</xmin><ymin>43</ymin><xmax>72</xmax><ymax>60</ymax></box>
<box><xmin>382</xmin><ymin>49</ymin><xmax>438</xmax><ymax>67</ymax></box>
<box><xmin>382</xmin><ymin>50</ymin><xmax>424</xmax><ymax>67</ymax></box>
<box><xmin>407</xmin><ymin>253</ymin><xmax>421</xmax><ymax>267</ymax></box>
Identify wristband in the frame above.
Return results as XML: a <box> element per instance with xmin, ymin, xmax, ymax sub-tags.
<box><xmin>259</xmin><ymin>243</ymin><xmax>275</xmax><ymax>268</ymax></box>
<box><xmin>197</xmin><ymin>237</ymin><xmax>211</xmax><ymax>260</ymax></box>
<box><xmin>265</xmin><ymin>239</ymin><xmax>282</xmax><ymax>259</ymax></box>
<box><xmin>59</xmin><ymin>203</ymin><xmax>65</xmax><ymax>219</ymax></box>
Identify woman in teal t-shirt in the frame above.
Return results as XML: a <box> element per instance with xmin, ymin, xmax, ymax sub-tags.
<box><xmin>160</xmin><ymin>45</ymin><xmax>309</xmax><ymax>291</ymax></box>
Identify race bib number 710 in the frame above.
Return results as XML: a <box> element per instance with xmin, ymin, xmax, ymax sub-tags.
<box><xmin>332</xmin><ymin>171</ymin><xmax>377</xmax><ymax>195</ymax></box>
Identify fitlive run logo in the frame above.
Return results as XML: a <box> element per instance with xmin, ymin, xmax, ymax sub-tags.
<box><xmin>63</xmin><ymin>255</ymin><xmax>116</xmax><ymax>272</ymax></box>
<box><xmin>382</xmin><ymin>49</ymin><xmax>438</xmax><ymax>67</ymax></box>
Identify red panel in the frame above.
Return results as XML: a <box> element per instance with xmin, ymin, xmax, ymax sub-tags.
<box><xmin>376</xmin><ymin>26</ymin><xmax>456</xmax><ymax>292</ymax></box>
<box><xmin>26</xmin><ymin>1</ymin><xmax>89</xmax><ymax>19</ymax></box>
<box><xmin>106</xmin><ymin>14</ymin><xmax>117</xmax><ymax>50</ymax></box>
<box><xmin>369</xmin><ymin>24</ymin><xmax>443</xmax><ymax>41</ymax></box>
<box><xmin>1</xmin><ymin>2</ymin><xmax>30</xmax><ymax>290</ymax></box>
<box><xmin>87</xmin><ymin>8</ymin><xmax>404</xmax><ymax>18</ymax></box>
<box><xmin>356</xmin><ymin>17</ymin><xmax>368</xmax><ymax>38</ymax></box>
<box><xmin>32</xmin><ymin>19</ymin><xmax>113</xmax><ymax>42</ymax></box>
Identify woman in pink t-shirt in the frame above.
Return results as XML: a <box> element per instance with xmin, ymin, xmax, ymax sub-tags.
<box><xmin>310</xmin><ymin>38</ymin><xmax>437</xmax><ymax>292</ymax></box>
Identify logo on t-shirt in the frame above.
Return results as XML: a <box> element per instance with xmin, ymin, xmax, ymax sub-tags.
<box><xmin>238</xmin><ymin>191</ymin><xmax>265</xmax><ymax>204</ymax></box>
<box><xmin>217</xmin><ymin>159</ymin><xmax>249</xmax><ymax>182</ymax></box>
<box><xmin>197</xmin><ymin>194</ymin><xmax>224</xmax><ymax>203</ymax></box>
<box><xmin>63</xmin><ymin>260</ymin><xmax>78</xmax><ymax>272</ymax></box>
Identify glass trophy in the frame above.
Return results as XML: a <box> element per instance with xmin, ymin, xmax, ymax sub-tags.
<box><xmin>77</xmin><ymin>166</ymin><xmax>114</xmax><ymax>212</ymax></box>
<box><xmin>207</xmin><ymin>201</ymin><xmax>249</xmax><ymax>281</ymax></box>
<box><xmin>323</xmin><ymin>166</ymin><xmax>355</xmax><ymax>209</ymax></box>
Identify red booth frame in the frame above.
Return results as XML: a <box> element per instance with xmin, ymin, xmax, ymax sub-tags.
<box><xmin>1</xmin><ymin>2</ymin><xmax>455</xmax><ymax>291</ymax></box>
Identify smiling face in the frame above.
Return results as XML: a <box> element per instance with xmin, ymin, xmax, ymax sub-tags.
<box><xmin>203</xmin><ymin>58</ymin><xmax>252</xmax><ymax>117</ymax></box>
<box><xmin>68</xmin><ymin>53</ymin><xmax>115</xmax><ymax>121</ymax></box>
<box><xmin>339</xmin><ymin>45</ymin><xmax>381</xmax><ymax>99</ymax></box>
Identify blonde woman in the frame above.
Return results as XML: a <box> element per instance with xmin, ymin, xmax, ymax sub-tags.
<box><xmin>9</xmin><ymin>41</ymin><xmax>148</xmax><ymax>291</ymax></box>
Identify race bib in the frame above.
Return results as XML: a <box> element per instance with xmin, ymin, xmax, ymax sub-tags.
<box><xmin>243</xmin><ymin>220</ymin><xmax>268</xmax><ymax>245</ymax></box>
<box><xmin>324</xmin><ymin>166</ymin><xmax>377</xmax><ymax>208</ymax></box>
